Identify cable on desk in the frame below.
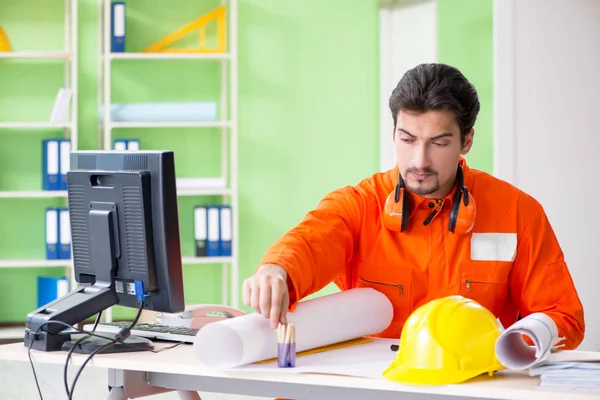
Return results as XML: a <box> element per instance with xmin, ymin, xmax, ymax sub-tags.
<box><xmin>63</xmin><ymin>310</ymin><xmax>103</xmax><ymax>398</ymax></box>
<box><xmin>27</xmin><ymin>319</ymin><xmax>117</xmax><ymax>400</ymax></box>
<box><xmin>67</xmin><ymin>301</ymin><xmax>145</xmax><ymax>400</ymax></box>
<box><xmin>27</xmin><ymin>301</ymin><xmax>148</xmax><ymax>400</ymax></box>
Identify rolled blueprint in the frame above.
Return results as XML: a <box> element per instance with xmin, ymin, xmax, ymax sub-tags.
<box><xmin>494</xmin><ymin>312</ymin><xmax>564</xmax><ymax>370</ymax></box>
<box><xmin>193</xmin><ymin>288</ymin><xmax>394</xmax><ymax>368</ymax></box>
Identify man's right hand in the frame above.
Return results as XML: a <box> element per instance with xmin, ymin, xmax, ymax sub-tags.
<box><xmin>242</xmin><ymin>264</ymin><xmax>290</xmax><ymax>329</ymax></box>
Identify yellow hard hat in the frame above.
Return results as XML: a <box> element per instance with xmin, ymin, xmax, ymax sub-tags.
<box><xmin>382</xmin><ymin>295</ymin><xmax>505</xmax><ymax>385</ymax></box>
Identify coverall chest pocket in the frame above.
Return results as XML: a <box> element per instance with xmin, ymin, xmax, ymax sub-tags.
<box><xmin>459</xmin><ymin>261</ymin><xmax>512</xmax><ymax>315</ymax></box>
<box><xmin>356</xmin><ymin>268</ymin><xmax>412</xmax><ymax>338</ymax></box>
<box><xmin>458</xmin><ymin>232</ymin><xmax>517</xmax><ymax>314</ymax></box>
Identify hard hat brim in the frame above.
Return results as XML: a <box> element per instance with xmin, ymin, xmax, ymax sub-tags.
<box><xmin>382</xmin><ymin>364</ymin><xmax>498</xmax><ymax>386</ymax></box>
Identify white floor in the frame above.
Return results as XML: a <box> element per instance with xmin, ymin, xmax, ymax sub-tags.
<box><xmin>0</xmin><ymin>360</ymin><xmax>271</xmax><ymax>400</ymax></box>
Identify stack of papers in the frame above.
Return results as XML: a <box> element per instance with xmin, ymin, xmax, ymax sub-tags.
<box><xmin>530</xmin><ymin>362</ymin><xmax>600</xmax><ymax>390</ymax></box>
<box><xmin>494</xmin><ymin>312</ymin><xmax>600</xmax><ymax>391</ymax></box>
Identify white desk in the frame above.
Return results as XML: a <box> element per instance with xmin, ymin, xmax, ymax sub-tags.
<box><xmin>0</xmin><ymin>338</ymin><xmax>598</xmax><ymax>400</ymax></box>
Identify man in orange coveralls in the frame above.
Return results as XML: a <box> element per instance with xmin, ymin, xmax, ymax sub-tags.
<box><xmin>242</xmin><ymin>63</ymin><xmax>585</xmax><ymax>350</ymax></box>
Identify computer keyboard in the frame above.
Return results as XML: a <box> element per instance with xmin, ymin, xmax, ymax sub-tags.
<box><xmin>87</xmin><ymin>321</ymin><xmax>199</xmax><ymax>344</ymax></box>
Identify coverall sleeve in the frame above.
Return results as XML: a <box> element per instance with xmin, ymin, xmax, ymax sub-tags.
<box><xmin>258</xmin><ymin>186</ymin><xmax>364</xmax><ymax>310</ymax></box>
<box><xmin>509</xmin><ymin>203</ymin><xmax>585</xmax><ymax>350</ymax></box>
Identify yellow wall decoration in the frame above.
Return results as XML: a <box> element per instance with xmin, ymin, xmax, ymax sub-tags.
<box><xmin>142</xmin><ymin>6</ymin><xmax>226</xmax><ymax>53</ymax></box>
<box><xmin>0</xmin><ymin>26</ymin><xmax>12</xmax><ymax>52</ymax></box>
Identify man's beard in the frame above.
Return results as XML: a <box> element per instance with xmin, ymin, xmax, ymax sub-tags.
<box><xmin>405</xmin><ymin>167</ymin><xmax>440</xmax><ymax>196</ymax></box>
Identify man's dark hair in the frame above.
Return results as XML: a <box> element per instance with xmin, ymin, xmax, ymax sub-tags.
<box><xmin>389</xmin><ymin>63</ymin><xmax>480</xmax><ymax>145</ymax></box>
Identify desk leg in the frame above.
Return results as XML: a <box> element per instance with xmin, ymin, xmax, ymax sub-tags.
<box><xmin>177</xmin><ymin>391</ymin><xmax>201</xmax><ymax>400</ymax></box>
<box><xmin>108</xmin><ymin>369</ymin><xmax>202</xmax><ymax>399</ymax></box>
<box><xmin>107</xmin><ymin>387</ymin><xmax>128</xmax><ymax>400</ymax></box>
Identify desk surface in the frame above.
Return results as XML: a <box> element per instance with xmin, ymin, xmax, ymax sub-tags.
<box><xmin>0</xmin><ymin>338</ymin><xmax>598</xmax><ymax>400</ymax></box>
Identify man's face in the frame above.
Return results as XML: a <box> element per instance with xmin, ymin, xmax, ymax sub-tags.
<box><xmin>394</xmin><ymin>110</ymin><xmax>474</xmax><ymax>199</ymax></box>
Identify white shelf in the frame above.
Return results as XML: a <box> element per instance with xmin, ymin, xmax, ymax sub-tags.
<box><xmin>0</xmin><ymin>191</ymin><xmax>67</xmax><ymax>198</ymax></box>
<box><xmin>108</xmin><ymin>121</ymin><xmax>232</xmax><ymax>129</ymax></box>
<box><xmin>0</xmin><ymin>189</ymin><xmax>230</xmax><ymax>198</ymax></box>
<box><xmin>182</xmin><ymin>256</ymin><xmax>233</xmax><ymax>264</ymax></box>
<box><xmin>0</xmin><ymin>51</ymin><xmax>71</xmax><ymax>60</ymax></box>
<box><xmin>177</xmin><ymin>187</ymin><xmax>231</xmax><ymax>196</ymax></box>
<box><xmin>0</xmin><ymin>122</ymin><xmax>72</xmax><ymax>129</ymax></box>
<box><xmin>108</xmin><ymin>52</ymin><xmax>230</xmax><ymax>60</ymax></box>
<box><xmin>0</xmin><ymin>259</ymin><xmax>71</xmax><ymax>268</ymax></box>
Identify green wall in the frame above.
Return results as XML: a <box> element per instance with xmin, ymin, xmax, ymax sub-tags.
<box><xmin>0</xmin><ymin>0</ymin><xmax>380</xmax><ymax>321</ymax></box>
<box><xmin>438</xmin><ymin>0</ymin><xmax>494</xmax><ymax>173</ymax></box>
<box><xmin>0</xmin><ymin>0</ymin><xmax>492</xmax><ymax>322</ymax></box>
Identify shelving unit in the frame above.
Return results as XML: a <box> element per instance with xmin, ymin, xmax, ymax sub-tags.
<box><xmin>0</xmin><ymin>191</ymin><xmax>67</xmax><ymax>199</ymax></box>
<box><xmin>0</xmin><ymin>259</ymin><xmax>72</xmax><ymax>269</ymax></box>
<box><xmin>0</xmin><ymin>122</ymin><xmax>73</xmax><ymax>129</ymax></box>
<box><xmin>0</xmin><ymin>51</ymin><xmax>72</xmax><ymax>60</ymax></box>
<box><xmin>98</xmin><ymin>0</ymin><xmax>239</xmax><ymax>320</ymax></box>
<box><xmin>0</xmin><ymin>0</ymin><xmax>78</xmax><ymax>288</ymax></box>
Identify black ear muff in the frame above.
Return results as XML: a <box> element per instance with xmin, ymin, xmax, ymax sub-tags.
<box><xmin>401</xmin><ymin>184</ymin><xmax>409</xmax><ymax>232</ymax></box>
<box><xmin>448</xmin><ymin>165</ymin><xmax>465</xmax><ymax>233</ymax></box>
<box><xmin>396</xmin><ymin>171</ymin><xmax>410</xmax><ymax>232</ymax></box>
<box><xmin>394</xmin><ymin>174</ymin><xmax>401</xmax><ymax>203</ymax></box>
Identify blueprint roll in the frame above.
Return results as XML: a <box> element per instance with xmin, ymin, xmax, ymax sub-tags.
<box><xmin>99</xmin><ymin>102</ymin><xmax>217</xmax><ymax>122</ymax></box>
<box><xmin>193</xmin><ymin>288</ymin><xmax>394</xmax><ymax>369</ymax></box>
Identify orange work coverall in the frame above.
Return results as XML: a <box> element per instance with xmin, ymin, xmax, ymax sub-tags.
<box><xmin>259</xmin><ymin>158</ymin><xmax>585</xmax><ymax>349</ymax></box>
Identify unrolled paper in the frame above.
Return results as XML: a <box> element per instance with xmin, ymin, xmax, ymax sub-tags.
<box><xmin>193</xmin><ymin>288</ymin><xmax>394</xmax><ymax>368</ymax></box>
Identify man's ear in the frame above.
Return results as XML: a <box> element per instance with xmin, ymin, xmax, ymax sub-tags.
<box><xmin>461</xmin><ymin>128</ymin><xmax>475</xmax><ymax>155</ymax></box>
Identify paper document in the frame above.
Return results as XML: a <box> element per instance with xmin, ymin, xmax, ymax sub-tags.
<box><xmin>495</xmin><ymin>312</ymin><xmax>564</xmax><ymax>370</ymax></box>
<box><xmin>228</xmin><ymin>338</ymin><xmax>397</xmax><ymax>379</ymax></box>
<box><xmin>193</xmin><ymin>288</ymin><xmax>394</xmax><ymax>369</ymax></box>
<box><xmin>529</xmin><ymin>361</ymin><xmax>600</xmax><ymax>390</ymax></box>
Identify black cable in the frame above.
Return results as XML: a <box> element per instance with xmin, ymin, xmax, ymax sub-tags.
<box><xmin>27</xmin><ymin>319</ymin><xmax>117</xmax><ymax>400</ymax></box>
<box><xmin>67</xmin><ymin>341</ymin><xmax>116</xmax><ymax>400</ymax></box>
<box><xmin>63</xmin><ymin>311</ymin><xmax>103</xmax><ymax>398</ymax></box>
<box><xmin>28</xmin><ymin>301</ymin><xmax>183</xmax><ymax>400</ymax></box>
<box><xmin>26</xmin><ymin>330</ymin><xmax>43</xmax><ymax>400</ymax></box>
<box><xmin>67</xmin><ymin>302</ymin><xmax>145</xmax><ymax>400</ymax></box>
<box><xmin>114</xmin><ymin>301</ymin><xmax>145</xmax><ymax>342</ymax></box>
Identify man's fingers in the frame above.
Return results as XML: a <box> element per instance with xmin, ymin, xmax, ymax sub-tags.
<box><xmin>249</xmin><ymin>279</ymin><xmax>261</xmax><ymax>312</ymax></box>
<box><xmin>259</xmin><ymin>281</ymin><xmax>272</xmax><ymax>319</ymax></box>
<box><xmin>280</xmin><ymin>292</ymin><xmax>289</xmax><ymax>325</ymax></box>
<box><xmin>242</xmin><ymin>280</ymin><xmax>251</xmax><ymax>307</ymax></box>
<box><xmin>270</xmin><ymin>281</ymin><xmax>282</xmax><ymax>329</ymax></box>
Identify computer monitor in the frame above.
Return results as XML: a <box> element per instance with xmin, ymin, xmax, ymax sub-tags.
<box><xmin>24</xmin><ymin>150</ymin><xmax>186</xmax><ymax>353</ymax></box>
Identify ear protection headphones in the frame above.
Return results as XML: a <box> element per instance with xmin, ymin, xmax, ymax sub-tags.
<box><xmin>382</xmin><ymin>165</ymin><xmax>476</xmax><ymax>233</ymax></box>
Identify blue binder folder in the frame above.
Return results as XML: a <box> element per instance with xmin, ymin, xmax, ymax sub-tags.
<box><xmin>58</xmin><ymin>139</ymin><xmax>71</xmax><ymax>191</ymax></box>
<box><xmin>113</xmin><ymin>139</ymin><xmax>127</xmax><ymax>150</ymax></box>
<box><xmin>37</xmin><ymin>276</ymin><xmax>69</xmax><ymax>308</ymax></box>
<box><xmin>207</xmin><ymin>206</ymin><xmax>221</xmax><ymax>257</ymax></box>
<box><xmin>45</xmin><ymin>208</ymin><xmax>58</xmax><ymax>259</ymax></box>
<box><xmin>194</xmin><ymin>206</ymin><xmax>208</xmax><ymax>257</ymax></box>
<box><xmin>59</xmin><ymin>208</ymin><xmax>71</xmax><ymax>260</ymax></box>
<box><xmin>127</xmin><ymin>139</ymin><xmax>140</xmax><ymax>150</ymax></box>
<box><xmin>111</xmin><ymin>1</ymin><xmax>126</xmax><ymax>52</ymax></box>
<box><xmin>219</xmin><ymin>205</ymin><xmax>232</xmax><ymax>256</ymax></box>
<box><xmin>42</xmin><ymin>139</ymin><xmax>59</xmax><ymax>191</ymax></box>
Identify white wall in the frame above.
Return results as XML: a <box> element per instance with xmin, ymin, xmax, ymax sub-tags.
<box><xmin>379</xmin><ymin>0</ymin><xmax>438</xmax><ymax>172</ymax></box>
<box><xmin>494</xmin><ymin>0</ymin><xmax>600</xmax><ymax>350</ymax></box>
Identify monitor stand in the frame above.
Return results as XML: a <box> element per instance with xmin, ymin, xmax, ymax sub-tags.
<box><xmin>62</xmin><ymin>332</ymin><xmax>154</xmax><ymax>354</ymax></box>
